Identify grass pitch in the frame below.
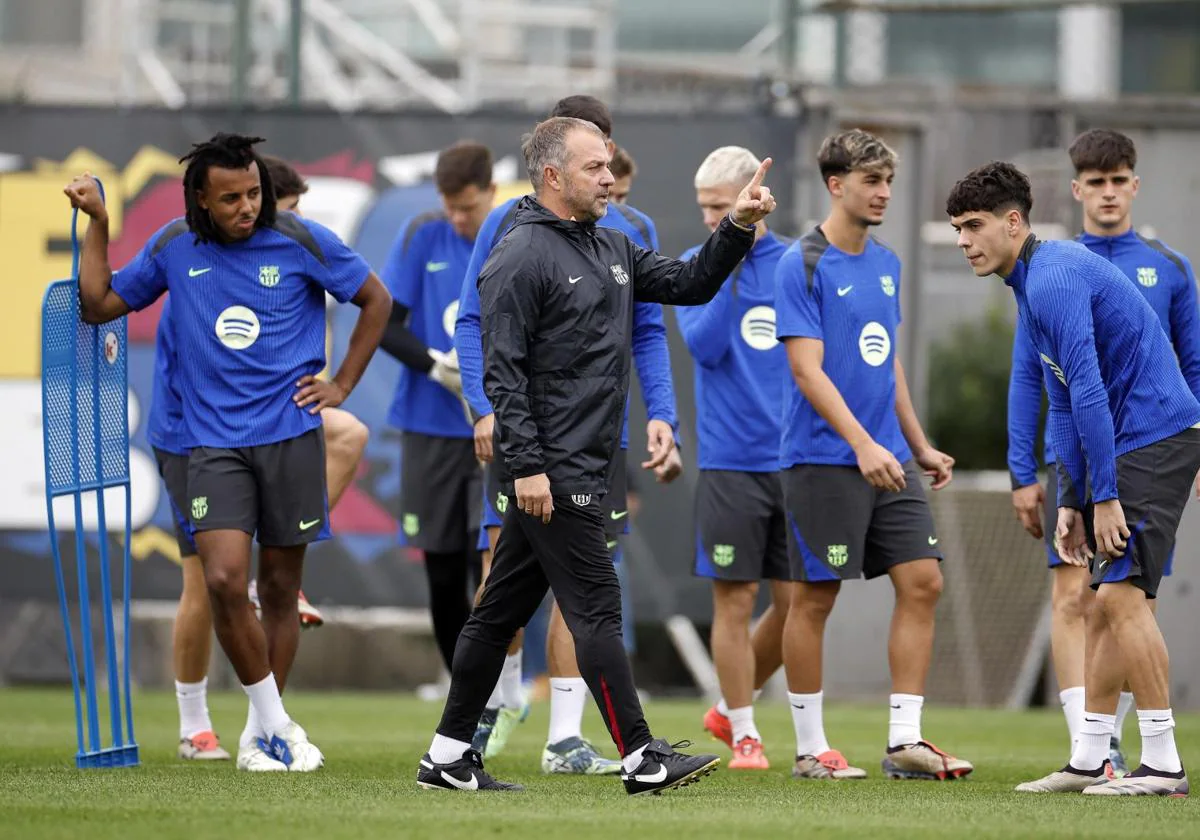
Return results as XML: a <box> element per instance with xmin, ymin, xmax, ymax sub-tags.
<box><xmin>0</xmin><ymin>688</ymin><xmax>1195</xmax><ymax>839</ymax></box>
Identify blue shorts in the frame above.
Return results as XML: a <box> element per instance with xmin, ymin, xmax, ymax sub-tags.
<box><xmin>1043</xmin><ymin>464</ymin><xmax>1174</xmax><ymax>577</ymax></box>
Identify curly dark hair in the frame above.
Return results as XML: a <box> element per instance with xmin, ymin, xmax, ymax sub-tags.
<box><xmin>179</xmin><ymin>133</ymin><xmax>276</xmax><ymax>243</ymax></box>
<box><xmin>945</xmin><ymin>161</ymin><xmax>1033</xmax><ymax>222</ymax></box>
<box><xmin>1068</xmin><ymin>129</ymin><xmax>1137</xmax><ymax>175</ymax></box>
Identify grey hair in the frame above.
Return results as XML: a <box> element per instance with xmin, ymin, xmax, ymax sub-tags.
<box><xmin>694</xmin><ymin>146</ymin><xmax>761</xmax><ymax>191</ymax></box>
<box><xmin>521</xmin><ymin>116</ymin><xmax>606</xmax><ymax>190</ymax></box>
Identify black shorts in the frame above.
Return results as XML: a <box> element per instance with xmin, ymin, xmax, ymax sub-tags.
<box><xmin>1045</xmin><ymin>465</ymin><xmax>1176</xmax><ymax>577</ymax></box>
<box><xmin>783</xmin><ymin>460</ymin><xmax>942</xmax><ymax>582</ymax></box>
<box><xmin>693</xmin><ymin>470</ymin><xmax>790</xmax><ymax>582</ymax></box>
<box><xmin>153</xmin><ymin>447</ymin><xmax>196</xmax><ymax>557</ymax></box>
<box><xmin>1083</xmin><ymin>428</ymin><xmax>1200</xmax><ymax>598</ymax></box>
<box><xmin>401</xmin><ymin>432</ymin><xmax>481</xmax><ymax>552</ymax></box>
<box><xmin>480</xmin><ymin>449</ymin><xmax>628</xmax><ymax>548</ymax></box>
<box><xmin>186</xmin><ymin>427</ymin><xmax>330</xmax><ymax>547</ymax></box>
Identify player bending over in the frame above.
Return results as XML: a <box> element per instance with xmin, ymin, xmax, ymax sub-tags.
<box><xmin>949</xmin><ymin>161</ymin><xmax>1200</xmax><ymax>797</ymax></box>
<box><xmin>1007</xmin><ymin>129</ymin><xmax>1200</xmax><ymax>775</ymax></box>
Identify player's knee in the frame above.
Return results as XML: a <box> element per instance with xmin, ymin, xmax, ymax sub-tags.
<box><xmin>328</xmin><ymin>414</ymin><xmax>369</xmax><ymax>461</ymax></box>
<box><xmin>257</xmin><ymin>571</ymin><xmax>301</xmax><ymax>614</ymax></box>
<box><xmin>897</xmin><ymin>565</ymin><xmax>943</xmax><ymax>608</ymax></box>
<box><xmin>202</xmin><ymin>562</ymin><xmax>249</xmax><ymax>606</ymax></box>
<box><xmin>1093</xmin><ymin>581</ymin><xmax>1144</xmax><ymax>623</ymax></box>
<box><xmin>1052</xmin><ymin>578</ymin><xmax>1092</xmax><ymax>624</ymax></box>
<box><xmin>791</xmin><ymin>583</ymin><xmax>838</xmax><ymax>620</ymax></box>
<box><xmin>713</xmin><ymin>581</ymin><xmax>758</xmax><ymax>623</ymax></box>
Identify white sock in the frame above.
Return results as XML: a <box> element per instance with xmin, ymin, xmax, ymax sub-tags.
<box><xmin>727</xmin><ymin>705</ymin><xmax>760</xmax><ymax>744</ymax></box>
<box><xmin>1137</xmin><ymin>709</ymin><xmax>1182</xmax><ymax>773</ymax></box>
<box><xmin>789</xmin><ymin>691</ymin><xmax>830</xmax><ymax>757</ymax></box>
<box><xmin>888</xmin><ymin>693</ymin><xmax>924</xmax><ymax>748</ymax></box>
<box><xmin>484</xmin><ymin>677</ymin><xmax>503</xmax><ymax>710</ymax></box>
<box><xmin>1114</xmin><ymin>691</ymin><xmax>1135</xmax><ymax>743</ymax></box>
<box><xmin>242</xmin><ymin>673</ymin><xmax>290</xmax><ymax>741</ymax></box>
<box><xmin>622</xmin><ymin>742</ymin><xmax>649</xmax><ymax>774</ymax></box>
<box><xmin>429</xmin><ymin>733</ymin><xmax>472</xmax><ymax>764</ymax></box>
<box><xmin>1059</xmin><ymin>686</ymin><xmax>1086</xmax><ymax>752</ymax></box>
<box><xmin>499</xmin><ymin>653</ymin><xmax>524</xmax><ymax>709</ymax></box>
<box><xmin>240</xmin><ymin>701</ymin><xmax>264</xmax><ymax>748</ymax></box>
<box><xmin>547</xmin><ymin>677</ymin><xmax>587</xmax><ymax>744</ymax></box>
<box><xmin>716</xmin><ymin>697</ymin><xmax>730</xmax><ymax>716</ymax></box>
<box><xmin>1069</xmin><ymin>711</ymin><xmax>1115</xmax><ymax>771</ymax></box>
<box><xmin>175</xmin><ymin>678</ymin><xmax>212</xmax><ymax>740</ymax></box>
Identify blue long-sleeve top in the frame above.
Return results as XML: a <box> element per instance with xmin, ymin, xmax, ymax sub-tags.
<box><xmin>675</xmin><ymin>230</ymin><xmax>789</xmax><ymax>471</ymax></box>
<box><xmin>1007</xmin><ymin>235</ymin><xmax>1200</xmax><ymax>507</ymax></box>
<box><xmin>1007</xmin><ymin>228</ymin><xmax>1200</xmax><ymax>488</ymax></box>
<box><xmin>454</xmin><ymin>196</ymin><xmax>678</xmax><ymax>450</ymax></box>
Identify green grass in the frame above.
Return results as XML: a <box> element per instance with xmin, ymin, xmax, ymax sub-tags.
<box><xmin>0</xmin><ymin>688</ymin><xmax>1195</xmax><ymax>839</ymax></box>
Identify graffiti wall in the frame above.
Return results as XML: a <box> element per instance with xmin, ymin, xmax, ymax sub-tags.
<box><xmin>0</xmin><ymin>105</ymin><xmax>798</xmax><ymax>619</ymax></box>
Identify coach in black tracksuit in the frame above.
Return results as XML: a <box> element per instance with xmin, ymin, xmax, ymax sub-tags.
<box><xmin>418</xmin><ymin>116</ymin><xmax>777</xmax><ymax>796</ymax></box>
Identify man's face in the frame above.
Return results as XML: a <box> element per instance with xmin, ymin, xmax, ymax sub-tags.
<box><xmin>197</xmin><ymin>162</ymin><xmax>263</xmax><ymax>241</ymax></box>
<box><xmin>555</xmin><ymin>129</ymin><xmax>614</xmax><ymax>223</ymax></box>
<box><xmin>441</xmin><ymin>183</ymin><xmax>496</xmax><ymax>241</ymax></box>
<box><xmin>610</xmin><ymin>175</ymin><xmax>632</xmax><ymax>204</ymax></box>
<box><xmin>277</xmin><ymin>192</ymin><xmax>302</xmax><ymax>214</ymax></box>
<box><xmin>1072</xmin><ymin>167</ymin><xmax>1138</xmax><ymax>233</ymax></box>
<box><xmin>950</xmin><ymin>209</ymin><xmax>1020</xmax><ymax>277</ymax></box>
<box><xmin>695</xmin><ymin>183</ymin><xmax>740</xmax><ymax>232</ymax></box>
<box><xmin>833</xmin><ymin>167</ymin><xmax>892</xmax><ymax>226</ymax></box>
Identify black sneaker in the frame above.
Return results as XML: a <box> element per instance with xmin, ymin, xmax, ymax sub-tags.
<box><xmin>416</xmin><ymin>749</ymin><xmax>524</xmax><ymax>792</ymax></box>
<box><xmin>621</xmin><ymin>739</ymin><xmax>720</xmax><ymax>796</ymax></box>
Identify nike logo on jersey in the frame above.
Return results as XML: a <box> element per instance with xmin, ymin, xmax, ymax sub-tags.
<box><xmin>610</xmin><ymin>510</ymin><xmax>629</xmax><ymax>520</ymax></box>
<box><xmin>189</xmin><ymin>267</ymin><xmax>212</xmax><ymax>277</ymax></box>
<box><xmin>440</xmin><ymin>769</ymin><xmax>479</xmax><ymax>790</ymax></box>
<box><xmin>628</xmin><ymin>765</ymin><xmax>667</xmax><ymax>784</ymax></box>
<box><xmin>426</xmin><ymin>261</ymin><xmax>449</xmax><ymax>272</ymax></box>
<box><xmin>837</xmin><ymin>285</ymin><xmax>853</xmax><ymax>296</ymax></box>
<box><xmin>299</xmin><ymin>518</ymin><xmax>322</xmax><ymax>531</ymax></box>
<box><xmin>568</xmin><ymin>276</ymin><xmax>582</xmax><ymax>285</ymax></box>
<box><xmin>928</xmin><ymin>537</ymin><xmax>939</xmax><ymax>545</ymax></box>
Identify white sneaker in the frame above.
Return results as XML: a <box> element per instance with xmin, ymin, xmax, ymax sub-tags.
<box><xmin>267</xmin><ymin>720</ymin><xmax>325</xmax><ymax>772</ymax></box>
<box><xmin>236</xmin><ymin>739</ymin><xmax>288</xmax><ymax>772</ymax></box>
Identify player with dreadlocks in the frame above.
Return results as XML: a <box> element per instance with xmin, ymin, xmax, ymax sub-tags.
<box><xmin>66</xmin><ymin>132</ymin><xmax>392</xmax><ymax>772</ymax></box>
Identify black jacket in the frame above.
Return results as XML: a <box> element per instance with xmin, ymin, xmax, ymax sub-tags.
<box><xmin>479</xmin><ymin>196</ymin><xmax>755</xmax><ymax>495</ymax></box>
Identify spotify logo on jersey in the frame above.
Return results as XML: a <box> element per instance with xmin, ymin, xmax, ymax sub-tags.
<box><xmin>858</xmin><ymin>321</ymin><xmax>891</xmax><ymax>367</ymax></box>
<box><xmin>215</xmin><ymin>306</ymin><xmax>261</xmax><ymax>350</ymax></box>
<box><xmin>740</xmin><ymin>306</ymin><xmax>778</xmax><ymax>350</ymax></box>
<box><xmin>443</xmin><ymin>300</ymin><xmax>460</xmax><ymax>339</ymax></box>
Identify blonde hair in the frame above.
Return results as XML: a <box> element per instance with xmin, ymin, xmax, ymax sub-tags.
<box><xmin>694</xmin><ymin>146</ymin><xmax>761</xmax><ymax>191</ymax></box>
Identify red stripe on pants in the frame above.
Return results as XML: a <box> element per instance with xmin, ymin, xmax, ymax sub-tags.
<box><xmin>600</xmin><ymin>675</ymin><xmax>625</xmax><ymax>756</ymax></box>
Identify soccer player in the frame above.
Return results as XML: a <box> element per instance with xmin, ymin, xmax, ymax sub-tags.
<box><xmin>775</xmin><ymin>129</ymin><xmax>972</xmax><ymax>782</ymax></box>
<box><xmin>67</xmin><ymin>133</ymin><xmax>391</xmax><ymax>772</ymax></box>
<box><xmin>454</xmin><ymin>95</ymin><xmax>681</xmax><ymax>774</ymax></box>
<box><xmin>609</xmin><ymin>147</ymin><xmax>637</xmax><ymax>204</ymax></box>
<box><xmin>1007</xmin><ymin>129</ymin><xmax>1200</xmax><ymax>773</ymax></box>
<box><xmin>151</xmin><ymin>154</ymin><xmax>367</xmax><ymax>762</ymax></box>
<box><xmin>416</xmin><ymin>115</ymin><xmax>775</xmax><ymax>795</ymax></box>
<box><xmin>378</xmin><ymin>142</ymin><xmax>495</xmax><ymax>674</ymax></box>
<box><xmin>948</xmin><ymin>161</ymin><xmax>1200</xmax><ymax>796</ymax></box>
<box><xmin>676</xmin><ymin>146</ymin><xmax>792</xmax><ymax>770</ymax></box>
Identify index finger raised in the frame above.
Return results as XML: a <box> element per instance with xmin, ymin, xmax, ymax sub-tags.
<box><xmin>748</xmin><ymin>157</ymin><xmax>773</xmax><ymax>188</ymax></box>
